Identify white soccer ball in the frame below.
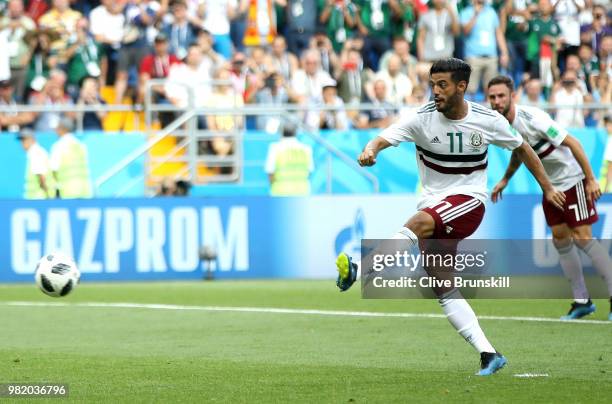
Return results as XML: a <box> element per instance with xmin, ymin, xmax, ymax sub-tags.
<box><xmin>34</xmin><ymin>252</ymin><xmax>80</xmax><ymax>297</ymax></box>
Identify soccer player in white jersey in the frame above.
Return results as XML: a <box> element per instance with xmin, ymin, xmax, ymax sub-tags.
<box><xmin>335</xmin><ymin>58</ymin><xmax>566</xmax><ymax>376</ymax></box>
<box><xmin>488</xmin><ymin>75</ymin><xmax>612</xmax><ymax>320</ymax></box>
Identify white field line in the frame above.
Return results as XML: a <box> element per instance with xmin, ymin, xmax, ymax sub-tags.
<box><xmin>1</xmin><ymin>301</ymin><xmax>611</xmax><ymax>325</ymax></box>
<box><xmin>514</xmin><ymin>373</ymin><xmax>550</xmax><ymax>378</ymax></box>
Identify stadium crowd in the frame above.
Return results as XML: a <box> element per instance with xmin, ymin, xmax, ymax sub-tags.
<box><xmin>0</xmin><ymin>0</ymin><xmax>610</xmax><ymax>133</ymax></box>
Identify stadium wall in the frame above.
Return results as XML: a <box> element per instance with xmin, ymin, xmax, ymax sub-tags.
<box><xmin>0</xmin><ymin>195</ymin><xmax>610</xmax><ymax>282</ymax></box>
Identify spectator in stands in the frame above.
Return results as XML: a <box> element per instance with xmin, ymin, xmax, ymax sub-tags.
<box><xmin>379</xmin><ymin>36</ymin><xmax>418</xmax><ymax>85</ymax></box>
<box><xmin>18</xmin><ymin>128</ymin><xmax>55</xmax><ymax>199</ymax></box>
<box><xmin>390</xmin><ymin>0</ymin><xmax>418</xmax><ymax>44</ymax></box>
<box><xmin>354</xmin><ymin>0</ymin><xmax>397</xmax><ymax>70</ymax></box>
<box><xmin>550</xmin><ymin>68</ymin><xmax>589</xmax><ymax>128</ymax></box>
<box><xmin>309</xmin><ymin>33</ymin><xmax>340</xmax><ymax>77</ymax></box>
<box><xmin>565</xmin><ymin>53</ymin><xmax>590</xmax><ymax>93</ymax></box>
<box><xmin>284</xmin><ymin>0</ymin><xmax>319</xmax><ymax>57</ymax></box>
<box><xmin>269</xmin><ymin>36</ymin><xmax>298</xmax><ymax>82</ymax></box>
<box><xmin>319</xmin><ymin>0</ymin><xmax>357</xmax><ymax>53</ymax></box>
<box><xmin>38</xmin><ymin>0</ymin><xmax>82</xmax><ymax>59</ymax></box>
<box><xmin>600</xmin><ymin>34</ymin><xmax>612</xmax><ymax>77</ymax></box>
<box><xmin>30</xmin><ymin>69</ymin><xmax>75</xmax><ymax>132</ymax></box>
<box><xmin>373</xmin><ymin>54</ymin><xmax>413</xmax><ymax>104</ymax></box>
<box><xmin>205</xmin><ymin>67</ymin><xmax>243</xmax><ymax>173</ymax></box>
<box><xmin>0</xmin><ymin>22</ymin><xmax>9</xmax><ymax>84</ymax></box>
<box><xmin>580</xmin><ymin>4</ymin><xmax>611</xmax><ymax>56</ymax></box>
<box><xmin>77</xmin><ymin>76</ymin><xmax>108</xmax><ymax>130</ymax></box>
<box><xmin>254</xmin><ymin>72</ymin><xmax>290</xmax><ymax>133</ymax></box>
<box><xmin>355</xmin><ymin>78</ymin><xmax>395</xmax><ymax>129</ymax></box>
<box><xmin>306</xmin><ymin>79</ymin><xmax>349</xmax><ymax>130</ymax></box>
<box><xmin>578</xmin><ymin>43</ymin><xmax>601</xmax><ymax>93</ymax></box>
<box><xmin>594</xmin><ymin>72</ymin><xmax>611</xmax><ymax>105</ymax></box>
<box><xmin>0</xmin><ymin>0</ymin><xmax>36</xmax><ymax>101</ymax></box>
<box><xmin>139</xmin><ymin>33</ymin><xmax>181</xmax><ymax>125</ymax></box>
<box><xmin>247</xmin><ymin>46</ymin><xmax>272</xmax><ymax>78</ymax></box>
<box><xmin>0</xmin><ymin>78</ymin><xmax>35</xmax><ymax>132</ymax></box>
<box><xmin>165</xmin><ymin>44</ymin><xmax>211</xmax><ymax>108</ymax></box>
<box><xmin>553</xmin><ymin>0</ymin><xmax>585</xmax><ymax>72</ymax></box>
<box><xmin>337</xmin><ymin>47</ymin><xmax>371</xmax><ymax>105</ymax></box>
<box><xmin>197</xmin><ymin>29</ymin><xmax>226</xmax><ymax>77</ymax></box>
<box><xmin>265</xmin><ymin>121</ymin><xmax>314</xmax><ymax>196</ymax></box>
<box><xmin>417</xmin><ymin>0</ymin><xmax>459</xmax><ymax>65</ymax></box>
<box><xmin>525</xmin><ymin>0</ymin><xmax>560</xmax><ymax>96</ymax></box>
<box><xmin>592</xmin><ymin>72</ymin><xmax>611</xmax><ymax>125</ymax></box>
<box><xmin>229</xmin><ymin>0</ymin><xmax>249</xmax><ymax>52</ymax></box>
<box><xmin>290</xmin><ymin>49</ymin><xmax>333</xmax><ymax>104</ymax></box>
<box><xmin>402</xmin><ymin>82</ymin><xmax>428</xmax><ymax>105</ymax></box>
<box><xmin>89</xmin><ymin>0</ymin><xmax>126</xmax><ymax>87</ymax></box>
<box><xmin>502</xmin><ymin>0</ymin><xmax>534</xmax><ymax>86</ymax></box>
<box><xmin>200</xmin><ymin>0</ymin><xmax>236</xmax><ymax>59</ymax></box>
<box><xmin>50</xmin><ymin>117</ymin><xmax>92</xmax><ymax>199</ymax></box>
<box><xmin>65</xmin><ymin>18</ymin><xmax>104</xmax><ymax>98</ymax></box>
<box><xmin>114</xmin><ymin>0</ymin><xmax>161</xmax><ymax>104</ymax></box>
<box><xmin>207</xmin><ymin>67</ymin><xmax>244</xmax><ymax>130</ymax></box>
<box><xmin>517</xmin><ymin>77</ymin><xmax>545</xmax><ymax>104</ymax></box>
<box><xmin>460</xmin><ymin>0</ymin><xmax>509</xmax><ymax>99</ymax></box>
<box><xmin>229</xmin><ymin>51</ymin><xmax>259</xmax><ymax>102</ymax></box>
<box><xmin>161</xmin><ymin>0</ymin><xmax>197</xmax><ymax>60</ymax></box>
<box><xmin>24</xmin><ymin>28</ymin><xmax>59</xmax><ymax>94</ymax></box>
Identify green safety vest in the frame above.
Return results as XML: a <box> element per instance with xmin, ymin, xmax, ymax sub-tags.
<box><xmin>55</xmin><ymin>139</ymin><xmax>92</xmax><ymax>198</ymax></box>
<box><xmin>24</xmin><ymin>154</ymin><xmax>55</xmax><ymax>200</ymax></box>
<box><xmin>271</xmin><ymin>144</ymin><xmax>311</xmax><ymax>196</ymax></box>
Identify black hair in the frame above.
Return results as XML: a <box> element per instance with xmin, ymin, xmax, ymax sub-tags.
<box><xmin>282</xmin><ymin>122</ymin><xmax>297</xmax><ymax>137</ymax></box>
<box><xmin>429</xmin><ymin>58</ymin><xmax>471</xmax><ymax>85</ymax></box>
<box><xmin>487</xmin><ymin>75</ymin><xmax>515</xmax><ymax>91</ymax></box>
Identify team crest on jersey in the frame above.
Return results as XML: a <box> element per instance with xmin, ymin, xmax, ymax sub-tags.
<box><xmin>469</xmin><ymin>132</ymin><xmax>484</xmax><ymax>151</ymax></box>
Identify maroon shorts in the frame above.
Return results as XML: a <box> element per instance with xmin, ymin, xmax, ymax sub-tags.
<box><xmin>543</xmin><ymin>179</ymin><xmax>598</xmax><ymax>228</ymax></box>
<box><xmin>419</xmin><ymin>194</ymin><xmax>485</xmax><ymax>263</ymax></box>
<box><xmin>421</xmin><ymin>194</ymin><xmax>485</xmax><ymax>240</ymax></box>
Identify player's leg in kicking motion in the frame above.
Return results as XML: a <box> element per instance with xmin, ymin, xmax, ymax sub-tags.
<box><xmin>572</xmin><ymin>225</ymin><xmax>612</xmax><ymax>321</ymax></box>
<box><xmin>552</xmin><ymin>224</ymin><xmax>596</xmax><ymax>319</ymax></box>
<box><xmin>336</xmin><ymin>201</ymin><xmax>507</xmax><ymax>376</ymax></box>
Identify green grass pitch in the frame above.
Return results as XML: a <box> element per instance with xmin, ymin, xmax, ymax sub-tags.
<box><xmin>1</xmin><ymin>280</ymin><xmax>611</xmax><ymax>403</ymax></box>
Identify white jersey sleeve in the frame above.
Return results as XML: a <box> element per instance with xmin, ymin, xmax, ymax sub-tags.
<box><xmin>486</xmin><ymin>113</ymin><xmax>524</xmax><ymax>151</ymax></box>
<box><xmin>378</xmin><ymin>107</ymin><xmax>423</xmax><ymax>146</ymax></box>
<box><xmin>527</xmin><ymin>107</ymin><xmax>569</xmax><ymax>147</ymax></box>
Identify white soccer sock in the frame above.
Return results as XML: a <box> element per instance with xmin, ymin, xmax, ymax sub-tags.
<box><xmin>358</xmin><ymin>227</ymin><xmax>419</xmax><ymax>279</ymax></box>
<box><xmin>578</xmin><ymin>240</ymin><xmax>612</xmax><ymax>297</ymax></box>
<box><xmin>556</xmin><ymin>241</ymin><xmax>589</xmax><ymax>303</ymax></box>
<box><xmin>391</xmin><ymin>227</ymin><xmax>419</xmax><ymax>247</ymax></box>
<box><xmin>439</xmin><ymin>289</ymin><xmax>496</xmax><ymax>353</ymax></box>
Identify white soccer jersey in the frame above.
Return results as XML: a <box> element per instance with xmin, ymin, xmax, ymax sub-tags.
<box><xmin>380</xmin><ymin>101</ymin><xmax>524</xmax><ymax>209</ymax></box>
<box><xmin>512</xmin><ymin>104</ymin><xmax>584</xmax><ymax>192</ymax></box>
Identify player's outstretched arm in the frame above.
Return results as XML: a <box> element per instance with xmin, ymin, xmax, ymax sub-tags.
<box><xmin>358</xmin><ymin>137</ymin><xmax>392</xmax><ymax>167</ymax></box>
<box><xmin>491</xmin><ymin>149</ymin><xmax>523</xmax><ymax>203</ymax></box>
<box><xmin>561</xmin><ymin>135</ymin><xmax>601</xmax><ymax>202</ymax></box>
<box><xmin>515</xmin><ymin>142</ymin><xmax>566</xmax><ymax>210</ymax></box>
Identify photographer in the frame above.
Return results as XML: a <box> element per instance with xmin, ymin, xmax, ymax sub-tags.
<box><xmin>550</xmin><ymin>69</ymin><xmax>591</xmax><ymax>128</ymax></box>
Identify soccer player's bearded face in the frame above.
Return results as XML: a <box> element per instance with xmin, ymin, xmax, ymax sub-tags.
<box><xmin>487</xmin><ymin>84</ymin><xmax>512</xmax><ymax>117</ymax></box>
<box><xmin>430</xmin><ymin>72</ymin><xmax>466</xmax><ymax>113</ymax></box>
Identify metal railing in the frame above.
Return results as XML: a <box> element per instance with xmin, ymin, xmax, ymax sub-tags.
<box><xmin>3</xmin><ymin>93</ymin><xmax>610</xmax><ymax>196</ymax></box>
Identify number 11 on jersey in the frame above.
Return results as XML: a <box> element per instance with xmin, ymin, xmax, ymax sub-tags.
<box><xmin>447</xmin><ymin>132</ymin><xmax>463</xmax><ymax>153</ymax></box>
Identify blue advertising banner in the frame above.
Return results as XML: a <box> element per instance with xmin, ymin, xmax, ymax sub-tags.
<box><xmin>0</xmin><ymin>195</ymin><xmax>610</xmax><ymax>282</ymax></box>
